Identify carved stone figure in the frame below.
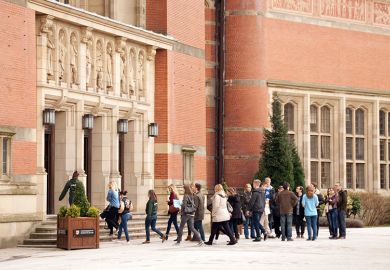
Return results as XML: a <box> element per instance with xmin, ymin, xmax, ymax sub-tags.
<box><xmin>120</xmin><ymin>51</ymin><xmax>127</xmax><ymax>94</ymax></box>
<box><xmin>70</xmin><ymin>34</ymin><xmax>78</xmax><ymax>84</ymax></box>
<box><xmin>137</xmin><ymin>53</ymin><xmax>145</xmax><ymax>96</ymax></box>
<box><xmin>96</xmin><ymin>41</ymin><xmax>104</xmax><ymax>89</ymax></box>
<box><xmin>106</xmin><ymin>44</ymin><xmax>113</xmax><ymax>89</ymax></box>
<box><xmin>47</xmin><ymin>31</ymin><xmax>55</xmax><ymax>77</ymax></box>
<box><xmin>86</xmin><ymin>41</ymin><xmax>92</xmax><ymax>87</ymax></box>
<box><xmin>129</xmin><ymin>50</ymin><xmax>136</xmax><ymax>95</ymax></box>
<box><xmin>58</xmin><ymin>30</ymin><xmax>66</xmax><ymax>82</ymax></box>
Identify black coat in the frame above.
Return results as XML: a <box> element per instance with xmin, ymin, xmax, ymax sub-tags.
<box><xmin>293</xmin><ymin>194</ymin><xmax>305</xmax><ymax>218</ymax></box>
<box><xmin>248</xmin><ymin>189</ymin><xmax>265</xmax><ymax>213</ymax></box>
<box><xmin>240</xmin><ymin>191</ymin><xmax>251</xmax><ymax>215</ymax></box>
<box><xmin>228</xmin><ymin>195</ymin><xmax>242</xmax><ymax>220</ymax></box>
<box><xmin>270</xmin><ymin>191</ymin><xmax>280</xmax><ymax>217</ymax></box>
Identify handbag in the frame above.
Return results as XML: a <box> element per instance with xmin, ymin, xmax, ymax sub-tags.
<box><xmin>227</xmin><ymin>201</ymin><xmax>233</xmax><ymax>213</ymax></box>
<box><xmin>184</xmin><ymin>197</ymin><xmax>196</xmax><ymax>214</ymax></box>
<box><xmin>169</xmin><ymin>204</ymin><xmax>179</xmax><ymax>214</ymax></box>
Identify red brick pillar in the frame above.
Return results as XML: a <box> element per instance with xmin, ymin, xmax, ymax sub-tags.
<box><xmin>224</xmin><ymin>0</ymin><xmax>269</xmax><ymax>187</ymax></box>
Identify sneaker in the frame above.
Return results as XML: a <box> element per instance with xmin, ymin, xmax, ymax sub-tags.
<box><xmin>204</xmin><ymin>241</ymin><xmax>212</xmax><ymax>245</ymax></box>
<box><xmin>197</xmin><ymin>241</ymin><xmax>204</xmax><ymax>246</ymax></box>
<box><xmin>281</xmin><ymin>238</ymin><xmax>286</xmax><ymax>241</ymax></box>
<box><xmin>306</xmin><ymin>238</ymin><xmax>312</xmax><ymax>241</ymax></box>
<box><xmin>245</xmin><ymin>236</ymin><xmax>249</xmax><ymax>239</ymax></box>
<box><xmin>338</xmin><ymin>236</ymin><xmax>346</xmax><ymax>240</ymax></box>
<box><xmin>173</xmin><ymin>238</ymin><xmax>178</xmax><ymax>242</ymax></box>
<box><xmin>253</xmin><ymin>238</ymin><xmax>261</xmax><ymax>242</ymax></box>
<box><xmin>142</xmin><ymin>240</ymin><xmax>150</xmax><ymax>244</ymax></box>
<box><xmin>227</xmin><ymin>241</ymin><xmax>237</xmax><ymax>245</ymax></box>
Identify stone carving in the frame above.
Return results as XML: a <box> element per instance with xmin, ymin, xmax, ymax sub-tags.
<box><xmin>58</xmin><ymin>29</ymin><xmax>66</xmax><ymax>82</ymax></box>
<box><xmin>86</xmin><ymin>41</ymin><xmax>92</xmax><ymax>87</ymax></box>
<box><xmin>40</xmin><ymin>15</ymin><xmax>54</xmax><ymax>34</ymax></box>
<box><xmin>147</xmin><ymin>46</ymin><xmax>157</xmax><ymax>61</ymax></box>
<box><xmin>271</xmin><ymin>0</ymin><xmax>313</xmax><ymax>13</ymax></box>
<box><xmin>47</xmin><ymin>31</ymin><xmax>55</xmax><ymax>77</ymax></box>
<box><xmin>96</xmin><ymin>40</ymin><xmax>104</xmax><ymax>90</ymax></box>
<box><xmin>70</xmin><ymin>33</ymin><xmax>78</xmax><ymax>84</ymax></box>
<box><xmin>137</xmin><ymin>52</ymin><xmax>145</xmax><ymax>97</ymax></box>
<box><xmin>120</xmin><ymin>50</ymin><xmax>127</xmax><ymax>94</ymax></box>
<box><xmin>106</xmin><ymin>43</ymin><xmax>113</xmax><ymax>89</ymax></box>
<box><xmin>129</xmin><ymin>49</ymin><xmax>136</xmax><ymax>95</ymax></box>
<box><xmin>321</xmin><ymin>0</ymin><xmax>365</xmax><ymax>21</ymax></box>
<box><xmin>374</xmin><ymin>1</ymin><xmax>390</xmax><ymax>25</ymax></box>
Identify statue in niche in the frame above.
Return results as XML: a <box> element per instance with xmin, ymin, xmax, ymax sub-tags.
<box><xmin>86</xmin><ymin>41</ymin><xmax>92</xmax><ymax>87</ymax></box>
<box><xmin>96</xmin><ymin>41</ymin><xmax>104</xmax><ymax>89</ymax></box>
<box><xmin>129</xmin><ymin>50</ymin><xmax>136</xmax><ymax>95</ymax></box>
<box><xmin>120</xmin><ymin>50</ymin><xmax>127</xmax><ymax>94</ymax></box>
<box><xmin>70</xmin><ymin>34</ymin><xmax>78</xmax><ymax>84</ymax></box>
<box><xmin>58</xmin><ymin>30</ymin><xmax>66</xmax><ymax>81</ymax></box>
<box><xmin>106</xmin><ymin>44</ymin><xmax>113</xmax><ymax>89</ymax></box>
<box><xmin>137</xmin><ymin>53</ymin><xmax>145</xmax><ymax>96</ymax></box>
<box><xmin>47</xmin><ymin>31</ymin><xmax>55</xmax><ymax>77</ymax></box>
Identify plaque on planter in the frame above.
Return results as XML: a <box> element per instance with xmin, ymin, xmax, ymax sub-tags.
<box><xmin>74</xmin><ymin>229</ymin><xmax>95</xmax><ymax>237</ymax></box>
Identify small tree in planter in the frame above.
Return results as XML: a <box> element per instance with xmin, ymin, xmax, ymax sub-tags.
<box><xmin>57</xmin><ymin>171</ymin><xmax>100</xmax><ymax>250</ymax></box>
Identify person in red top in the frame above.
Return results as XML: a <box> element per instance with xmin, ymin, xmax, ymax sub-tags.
<box><xmin>165</xmin><ymin>184</ymin><xmax>180</xmax><ymax>241</ymax></box>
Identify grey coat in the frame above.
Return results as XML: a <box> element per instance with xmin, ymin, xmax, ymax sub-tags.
<box><xmin>248</xmin><ymin>188</ymin><xmax>265</xmax><ymax>213</ymax></box>
<box><xmin>194</xmin><ymin>191</ymin><xmax>204</xmax><ymax>221</ymax></box>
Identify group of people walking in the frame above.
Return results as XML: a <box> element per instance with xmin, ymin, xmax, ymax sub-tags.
<box><xmin>101</xmin><ymin>177</ymin><xmax>348</xmax><ymax>245</ymax></box>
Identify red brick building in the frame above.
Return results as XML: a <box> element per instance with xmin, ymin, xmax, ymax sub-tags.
<box><xmin>1</xmin><ymin>0</ymin><xmax>390</xmax><ymax>247</ymax></box>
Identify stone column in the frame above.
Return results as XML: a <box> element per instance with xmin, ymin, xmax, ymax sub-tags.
<box><xmin>110</xmin><ymin>107</ymin><xmax>121</xmax><ymax>188</ymax></box>
<box><xmin>303</xmin><ymin>93</ymin><xmax>311</xmax><ymax>186</ymax></box>
<box><xmin>371</xmin><ymin>100</ymin><xmax>380</xmax><ymax>192</ymax></box>
<box><xmin>339</xmin><ymin>97</ymin><xmax>347</xmax><ymax>188</ymax></box>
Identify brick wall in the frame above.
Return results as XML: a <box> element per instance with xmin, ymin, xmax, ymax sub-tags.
<box><xmin>0</xmin><ymin>0</ymin><xmax>36</xmax><ymax>175</ymax></box>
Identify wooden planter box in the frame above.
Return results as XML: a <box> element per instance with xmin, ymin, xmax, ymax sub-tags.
<box><xmin>57</xmin><ymin>216</ymin><xmax>100</xmax><ymax>250</ymax></box>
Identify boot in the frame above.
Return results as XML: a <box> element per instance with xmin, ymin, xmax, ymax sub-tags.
<box><xmin>185</xmin><ymin>235</ymin><xmax>192</xmax><ymax>241</ymax></box>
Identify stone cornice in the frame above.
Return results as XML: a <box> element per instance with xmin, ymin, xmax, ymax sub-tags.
<box><xmin>267</xmin><ymin>79</ymin><xmax>390</xmax><ymax>98</ymax></box>
<box><xmin>28</xmin><ymin>0</ymin><xmax>175</xmax><ymax>50</ymax></box>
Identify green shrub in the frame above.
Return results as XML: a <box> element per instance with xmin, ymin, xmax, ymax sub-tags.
<box><xmin>350</xmin><ymin>193</ymin><xmax>362</xmax><ymax>219</ymax></box>
<box><xmin>66</xmin><ymin>204</ymin><xmax>81</xmax><ymax>218</ymax></box>
<box><xmin>58</xmin><ymin>206</ymin><xmax>68</xmax><ymax>217</ymax></box>
<box><xmin>86</xmin><ymin>206</ymin><xmax>100</xmax><ymax>217</ymax></box>
<box><xmin>73</xmin><ymin>181</ymin><xmax>90</xmax><ymax>217</ymax></box>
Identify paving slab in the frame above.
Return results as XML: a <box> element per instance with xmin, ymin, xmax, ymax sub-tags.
<box><xmin>0</xmin><ymin>227</ymin><xmax>389</xmax><ymax>270</ymax></box>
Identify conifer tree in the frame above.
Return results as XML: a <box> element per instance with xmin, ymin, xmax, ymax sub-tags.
<box><xmin>291</xmin><ymin>144</ymin><xmax>305</xmax><ymax>189</ymax></box>
<box><xmin>258</xmin><ymin>95</ymin><xmax>294</xmax><ymax>188</ymax></box>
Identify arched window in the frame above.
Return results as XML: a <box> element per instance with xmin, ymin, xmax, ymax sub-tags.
<box><xmin>346</xmin><ymin>107</ymin><xmax>366</xmax><ymax>189</ymax></box>
<box><xmin>380</xmin><ymin>110</ymin><xmax>390</xmax><ymax>190</ymax></box>
<box><xmin>311</xmin><ymin>105</ymin><xmax>332</xmax><ymax>189</ymax></box>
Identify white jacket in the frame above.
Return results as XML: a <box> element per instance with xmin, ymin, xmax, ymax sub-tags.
<box><xmin>211</xmin><ymin>191</ymin><xmax>231</xmax><ymax>222</ymax></box>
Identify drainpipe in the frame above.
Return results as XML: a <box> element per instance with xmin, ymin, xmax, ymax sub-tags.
<box><xmin>215</xmin><ymin>0</ymin><xmax>225</xmax><ymax>185</ymax></box>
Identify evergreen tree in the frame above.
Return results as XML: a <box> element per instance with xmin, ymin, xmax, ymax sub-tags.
<box><xmin>258</xmin><ymin>96</ymin><xmax>294</xmax><ymax>188</ymax></box>
<box><xmin>291</xmin><ymin>144</ymin><xmax>305</xmax><ymax>189</ymax></box>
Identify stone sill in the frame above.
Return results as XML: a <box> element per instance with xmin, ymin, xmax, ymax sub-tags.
<box><xmin>0</xmin><ymin>213</ymin><xmax>42</xmax><ymax>223</ymax></box>
<box><xmin>0</xmin><ymin>182</ymin><xmax>37</xmax><ymax>195</ymax></box>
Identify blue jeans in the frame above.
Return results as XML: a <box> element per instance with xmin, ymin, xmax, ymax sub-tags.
<box><xmin>165</xmin><ymin>212</ymin><xmax>179</xmax><ymax>236</ymax></box>
<box><xmin>338</xmin><ymin>209</ymin><xmax>346</xmax><ymax>237</ymax></box>
<box><xmin>194</xmin><ymin>220</ymin><xmax>205</xmax><ymax>241</ymax></box>
<box><xmin>280</xmin><ymin>214</ymin><xmax>293</xmax><ymax>240</ymax></box>
<box><xmin>329</xmin><ymin>209</ymin><xmax>338</xmax><ymax>237</ymax></box>
<box><xmin>118</xmin><ymin>212</ymin><xmax>132</xmax><ymax>241</ymax></box>
<box><xmin>244</xmin><ymin>216</ymin><xmax>255</xmax><ymax>238</ymax></box>
<box><xmin>306</xmin><ymin>215</ymin><xmax>317</xmax><ymax>240</ymax></box>
<box><xmin>145</xmin><ymin>216</ymin><xmax>163</xmax><ymax>241</ymax></box>
<box><xmin>252</xmin><ymin>211</ymin><xmax>266</xmax><ymax>238</ymax></box>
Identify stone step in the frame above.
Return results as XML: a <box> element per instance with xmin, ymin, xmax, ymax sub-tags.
<box><xmin>23</xmin><ymin>238</ymin><xmax>57</xmax><ymax>245</ymax></box>
<box><xmin>17</xmin><ymin>244</ymin><xmax>57</xmax><ymax>248</ymax></box>
<box><xmin>30</xmin><ymin>232</ymin><xmax>57</xmax><ymax>239</ymax></box>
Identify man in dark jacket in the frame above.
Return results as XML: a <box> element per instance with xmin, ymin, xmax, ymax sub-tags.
<box><xmin>275</xmin><ymin>182</ymin><xmax>298</xmax><ymax>241</ymax></box>
<box><xmin>293</xmin><ymin>186</ymin><xmax>305</xmax><ymax>238</ymax></box>
<box><xmin>193</xmin><ymin>183</ymin><xmax>205</xmax><ymax>241</ymax></box>
<box><xmin>247</xmin><ymin>179</ymin><xmax>267</xmax><ymax>242</ymax></box>
<box><xmin>241</xmin><ymin>184</ymin><xmax>255</xmax><ymax>239</ymax></box>
<box><xmin>59</xmin><ymin>171</ymin><xmax>80</xmax><ymax>205</ymax></box>
<box><xmin>335</xmin><ymin>182</ymin><xmax>347</xmax><ymax>239</ymax></box>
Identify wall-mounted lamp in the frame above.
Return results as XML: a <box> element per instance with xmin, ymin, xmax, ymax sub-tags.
<box><xmin>82</xmin><ymin>114</ymin><xmax>94</xmax><ymax>130</ymax></box>
<box><xmin>117</xmin><ymin>119</ymin><xmax>129</xmax><ymax>134</ymax></box>
<box><xmin>43</xmin><ymin>108</ymin><xmax>55</xmax><ymax>125</ymax></box>
<box><xmin>148</xmin><ymin>123</ymin><xmax>158</xmax><ymax>137</ymax></box>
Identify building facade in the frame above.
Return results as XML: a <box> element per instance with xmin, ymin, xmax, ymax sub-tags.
<box><xmin>0</xmin><ymin>0</ymin><xmax>390</xmax><ymax>248</ymax></box>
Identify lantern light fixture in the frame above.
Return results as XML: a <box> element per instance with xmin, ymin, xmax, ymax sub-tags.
<box><xmin>43</xmin><ymin>108</ymin><xmax>55</xmax><ymax>125</ymax></box>
<box><xmin>117</xmin><ymin>119</ymin><xmax>129</xmax><ymax>134</ymax></box>
<box><xmin>148</xmin><ymin>123</ymin><xmax>158</xmax><ymax>137</ymax></box>
<box><xmin>82</xmin><ymin>114</ymin><xmax>94</xmax><ymax>130</ymax></box>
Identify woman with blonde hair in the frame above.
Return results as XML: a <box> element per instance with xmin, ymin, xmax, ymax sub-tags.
<box><xmin>175</xmin><ymin>184</ymin><xmax>203</xmax><ymax>246</ymax></box>
<box><xmin>105</xmin><ymin>181</ymin><xmax>120</xmax><ymax>236</ymax></box>
<box><xmin>165</xmin><ymin>184</ymin><xmax>180</xmax><ymax>240</ymax></box>
<box><xmin>302</xmin><ymin>185</ymin><xmax>319</xmax><ymax>241</ymax></box>
<box><xmin>204</xmin><ymin>184</ymin><xmax>236</xmax><ymax>245</ymax></box>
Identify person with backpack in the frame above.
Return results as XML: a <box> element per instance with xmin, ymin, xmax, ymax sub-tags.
<box><xmin>165</xmin><ymin>184</ymin><xmax>180</xmax><ymax>241</ymax></box>
<box><xmin>117</xmin><ymin>190</ymin><xmax>133</xmax><ymax>242</ymax></box>
<box><xmin>143</xmin><ymin>189</ymin><xmax>166</xmax><ymax>244</ymax></box>
<box><xmin>175</xmin><ymin>184</ymin><xmax>203</xmax><ymax>246</ymax></box>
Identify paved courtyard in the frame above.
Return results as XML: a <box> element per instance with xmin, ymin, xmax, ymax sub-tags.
<box><xmin>1</xmin><ymin>227</ymin><xmax>389</xmax><ymax>270</ymax></box>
